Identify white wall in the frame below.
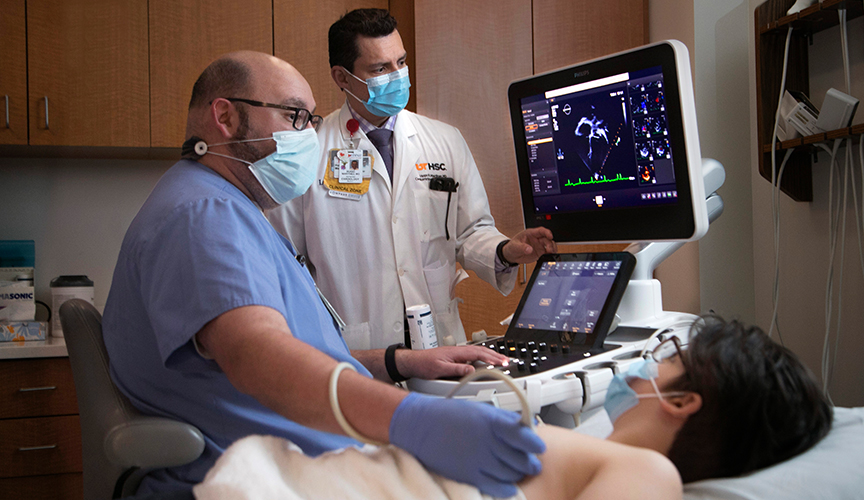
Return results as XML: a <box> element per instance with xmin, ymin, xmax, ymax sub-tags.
<box><xmin>695</xmin><ymin>1</ymin><xmax>756</xmax><ymax>323</ymax></box>
<box><xmin>747</xmin><ymin>0</ymin><xmax>864</xmax><ymax>406</ymax></box>
<box><xmin>657</xmin><ymin>0</ymin><xmax>864</xmax><ymax>406</ymax></box>
<box><xmin>0</xmin><ymin>158</ymin><xmax>171</xmax><ymax>313</ymax></box>
<box><xmin>650</xmin><ymin>0</ymin><xmax>704</xmax><ymax>316</ymax></box>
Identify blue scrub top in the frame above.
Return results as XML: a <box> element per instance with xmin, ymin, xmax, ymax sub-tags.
<box><xmin>103</xmin><ymin>160</ymin><xmax>369</xmax><ymax>493</ymax></box>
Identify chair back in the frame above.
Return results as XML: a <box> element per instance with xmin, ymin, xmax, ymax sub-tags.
<box><xmin>60</xmin><ymin>299</ymin><xmax>204</xmax><ymax>498</ymax></box>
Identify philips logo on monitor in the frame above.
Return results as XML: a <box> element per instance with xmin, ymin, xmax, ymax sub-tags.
<box><xmin>574</xmin><ymin>70</ymin><xmax>590</xmax><ymax>78</ymax></box>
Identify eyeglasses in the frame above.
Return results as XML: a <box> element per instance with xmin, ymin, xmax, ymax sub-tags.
<box><xmin>650</xmin><ymin>337</ymin><xmax>690</xmax><ymax>376</ymax></box>
<box><xmin>224</xmin><ymin>98</ymin><xmax>323</xmax><ymax>131</ymax></box>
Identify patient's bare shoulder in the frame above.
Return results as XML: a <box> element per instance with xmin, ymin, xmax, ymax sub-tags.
<box><xmin>519</xmin><ymin>425</ymin><xmax>682</xmax><ymax>500</ymax></box>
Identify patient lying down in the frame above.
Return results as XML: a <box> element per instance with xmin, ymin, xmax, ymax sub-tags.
<box><xmin>194</xmin><ymin>317</ymin><xmax>832</xmax><ymax>500</ymax></box>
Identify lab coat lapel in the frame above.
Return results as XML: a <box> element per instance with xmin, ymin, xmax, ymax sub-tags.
<box><xmin>337</xmin><ymin>103</ymin><xmax>392</xmax><ymax>194</ymax></box>
<box><xmin>392</xmin><ymin>111</ymin><xmax>420</xmax><ymax>205</ymax></box>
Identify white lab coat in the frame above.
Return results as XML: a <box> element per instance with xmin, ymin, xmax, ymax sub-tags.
<box><xmin>268</xmin><ymin>103</ymin><xmax>516</xmax><ymax>349</ymax></box>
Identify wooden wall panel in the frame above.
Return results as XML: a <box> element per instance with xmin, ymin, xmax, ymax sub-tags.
<box><xmin>533</xmin><ymin>0</ymin><xmax>649</xmax><ymax>74</ymax></box>
<box><xmin>415</xmin><ymin>0</ymin><xmax>646</xmax><ymax>336</ymax></box>
<box><xmin>0</xmin><ymin>0</ymin><xmax>27</xmax><ymax>145</ymax></box>
<box><xmin>28</xmin><ymin>0</ymin><xmax>149</xmax><ymax>147</ymax></box>
<box><xmin>150</xmin><ymin>0</ymin><xmax>273</xmax><ymax>148</ymax></box>
<box><xmin>389</xmin><ymin>0</ymin><xmax>417</xmax><ymax>113</ymax></box>
<box><xmin>274</xmin><ymin>0</ymin><xmax>389</xmax><ymax>120</ymax></box>
<box><xmin>415</xmin><ymin>0</ymin><xmax>533</xmax><ymax>238</ymax></box>
<box><xmin>414</xmin><ymin>0</ymin><xmax>533</xmax><ymax>335</ymax></box>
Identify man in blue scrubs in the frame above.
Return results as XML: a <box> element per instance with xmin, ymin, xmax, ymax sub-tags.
<box><xmin>102</xmin><ymin>51</ymin><xmax>544</xmax><ymax>497</ymax></box>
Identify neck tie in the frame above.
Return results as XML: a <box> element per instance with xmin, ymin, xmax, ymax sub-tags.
<box><xmin>366</xmin><ymin>128</ymin><xmax>394</xmax><ymax>181</ymax></box>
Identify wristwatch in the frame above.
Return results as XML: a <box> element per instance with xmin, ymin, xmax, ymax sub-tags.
<box><xmin>496</xmin><ymin>239</ymin><xmax>518</xmax><ymax>268</ymax></box>
<box><xmin>385</xmin><ymin>343</ymin><xmax>408</xmax><ymax>383</ymax></box>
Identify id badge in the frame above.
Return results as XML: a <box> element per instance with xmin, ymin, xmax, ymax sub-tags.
<box><xmin>362</xmin><ymin>150</ymin><xmax>372</xmax><ymax>178</ymax></box>
<box><xmin>336</xmin><ymin>149</ymin><xmax>363</xmax><ymax>184</ymax></box>
<box><xmin>324</xmin><ymin>148</ymin><xmax>373</xmax><ymax>200</ymax></box>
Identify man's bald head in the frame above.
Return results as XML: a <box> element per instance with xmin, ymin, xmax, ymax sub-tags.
<box><xmin>181</xmin><ymin>51</ymin><xmax>316</xmax><ymax>209</ymax></box>
<box><xmin>188</xmin><ymin>57</ymin><xmax>251</xmax><ymax>111</ymax></box>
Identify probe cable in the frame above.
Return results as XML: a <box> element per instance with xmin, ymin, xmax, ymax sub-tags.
<box><xmin>445</xmin><ymin>368</ymin><xmax>535</xmax><ymax>429</ymax></box>
<box><xmin>329</xmin><ymin>363</ymin><xmax>387</xmax><ymax>446</ymax></box>
<box><xmin>329</xmin><ymin>361</ymin><xmax>536</xmax><ymax>448</ymax></box>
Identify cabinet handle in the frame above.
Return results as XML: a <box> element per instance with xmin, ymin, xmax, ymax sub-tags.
<box><xmin>18</xmin><ymin>445</ymin><xmax>57</xmax><ymax>452</ymax></box>
<box><xmin>43</xmin><ymin>96</ymin><xmax>49</xmax><ymax>129</ymax></box>
<box><xmin>19</xmin><ymin>386</ymin><xmax>57</xmax><ymax>392</ymax></box>
<box><xmin>4</xmin><ymin>95</ymin><xmax>8</xmax><ymax>128</ymax></box>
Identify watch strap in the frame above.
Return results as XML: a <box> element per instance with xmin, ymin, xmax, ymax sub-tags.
<box><xmin>385</xmin><ymin>343</ymin><xmax>408</xmax><ymax>382</ymax></box>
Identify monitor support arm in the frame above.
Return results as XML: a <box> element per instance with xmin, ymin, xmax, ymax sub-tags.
<box><xmin>615</xmin><ymin>158</ymin><xmax>726</xmax><ymax>327</ymax></box>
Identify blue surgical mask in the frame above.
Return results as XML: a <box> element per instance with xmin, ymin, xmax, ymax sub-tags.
<box><xmin>603</xmin><ymin>359</ymin><xmax>685</xmax><ymax>423</ymax></box>
<box><xmin>344</xmin><ymin>66</ymin><xmax>411</xmax><ymax>117</ymax></box>
<box><xmin>196</xmin><ymin>128</ymin><xmax>320</xmax><ymax>205</ymax></box>
<box><xmin>248</xmin><ymin>129</ymin><xmax>320</xmax><ymax>205</ymax></box>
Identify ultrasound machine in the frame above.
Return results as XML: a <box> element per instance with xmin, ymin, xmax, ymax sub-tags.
<box><xmin>409</xmin><ymin>40</ymin><xmax>727</xmax><ymax>425</ymax></box>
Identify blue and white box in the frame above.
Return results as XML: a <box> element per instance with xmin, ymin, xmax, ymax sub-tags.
<box><xmin>0</xmin><ymin>240</ymin><xmax>36</xmax><ymax>323</ymax></box>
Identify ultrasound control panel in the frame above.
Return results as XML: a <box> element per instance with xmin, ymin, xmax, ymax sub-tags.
<box><xmin>471</xmin><ymin>338</ymin><xmax>621</xmax><ymax>379</ymax></box>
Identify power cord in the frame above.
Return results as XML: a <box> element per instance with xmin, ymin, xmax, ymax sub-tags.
<box><xmin>768</xmin><ymin>26</ymin><xmax>794</xmax><ymax>343</ymax></box>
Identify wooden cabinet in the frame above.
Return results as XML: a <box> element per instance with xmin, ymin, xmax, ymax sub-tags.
<box><xmin>3</xmin><ymin>0</ymin><xmax>406</xmax><ymax>149</ymax></box>
<box><xmin>0</xmin><ymin>0</ymin><xmax>28</xmax><ymax>145</ymax></box>
<box><xmin>26</xmin><ymin>0</ymin><xmax>149</xmax><ymax>147</ymax></box>
<box><xmin>273</xmin><ymin>0</ymin><xmax>390</xmax><ymax>120</ymax></box>
<box><xmin>755</xmin><ymin>0</ymin><xmax>864</xmax><ymax>201</ymax></box>
<box><xmin>0</xmin><ymin>357</ymin><xmax>82</xmax><ymax>500</ymax></box>
<box><xmin>149</xmin><ymin>0</ymin><xmax>274</xmax><ymax>148</ymax></box>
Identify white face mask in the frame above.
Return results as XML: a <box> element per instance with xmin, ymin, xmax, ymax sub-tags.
<box><xmin>192</xmin><ymin>129</ymin><xmax>321</xmax><ymax>205</ymax></box>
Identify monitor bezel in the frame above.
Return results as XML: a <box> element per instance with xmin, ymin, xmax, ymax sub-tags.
<box><xmin>508</xmin><ymin>41</ymin><xmax>704</xmax><ymax>243</ymax></box>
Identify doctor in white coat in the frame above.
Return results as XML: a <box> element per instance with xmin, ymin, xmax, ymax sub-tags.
<box><xmin>268</xmin><ymin>9</ymin><xmax>555</xmax><ymax>352</ymax></box>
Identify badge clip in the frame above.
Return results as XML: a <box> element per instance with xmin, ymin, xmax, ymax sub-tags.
<box><xmin>346</xmin><ymin>118</ymin><xmax>360</xmax><ymax>149</ymax></box>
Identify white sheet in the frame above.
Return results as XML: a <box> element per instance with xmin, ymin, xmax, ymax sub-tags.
<box><xmin>193</xmin><ymin>435</ymin><xmax>525</xmax><ymax>500</ymax></box>
<box><xmin>194</xmin><ymin>407</ymin><xmax>864</xmax><ymax>500</ymax></box>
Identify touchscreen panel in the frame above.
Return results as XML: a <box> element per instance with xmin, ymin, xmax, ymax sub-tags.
<box><xmin>505</xmin><ymin>252</ymin><xmax>635</xmax><ymax>351</ymax></box>
<box><xmin>513</xmin><ymin>259</ymin><xmax>624</xmax><ymax>334</ymax></box>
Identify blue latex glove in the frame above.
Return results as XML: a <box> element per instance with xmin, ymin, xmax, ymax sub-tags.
<box><xmin>389</xmin><ymin>392</ymin><xmax>546</xmax><ymax>497</ymax></box>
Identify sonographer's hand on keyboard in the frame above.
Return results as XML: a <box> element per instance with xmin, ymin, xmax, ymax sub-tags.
<box><xmin>389</xmin><ymin>392</ymin><xmax>545</xmax><ymax>497</ymax></box>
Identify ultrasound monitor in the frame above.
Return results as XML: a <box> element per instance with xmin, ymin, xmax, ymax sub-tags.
<box><xmin>508</xmin><ymin>40</ymin><xmax>708</xmax><ymax>243</ymax></box>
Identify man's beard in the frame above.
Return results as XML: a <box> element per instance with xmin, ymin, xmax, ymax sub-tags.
<box><xmin>227</xmin><ymin>106</ymin><xmax>268</xmax><ymax>163</ymax></box>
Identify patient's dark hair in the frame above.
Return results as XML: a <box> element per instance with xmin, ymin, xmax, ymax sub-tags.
<box><xmin>329</xmin><ymin>8</ymin><xmax>398</xmax><ymax>71</ymax></box>
<box><xmin>666</xmin><ymin>316</ymin><xmax>832</xmax><ymax>483</ymax></box>
<box><xmin>188</xmin><ymin>57</ymin><xmax>252</xmax><ymax>110</ymax></box>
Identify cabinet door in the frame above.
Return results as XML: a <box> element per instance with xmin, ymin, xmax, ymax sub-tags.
<box><xmin>27</xmin><ymin>0</ymin><xmax>150</xmax><ymax>147</ymax></box>
<box><xmin>273</xmin><ymin>0</ymin><xmax>389</xmax><ymax>119</ymax></box>
<box><xmin>0</xmin><ymin>0</ymin><xmax>28</xmax><ymax>145</ymax></box>
<box><xmin>149</xmin><ymin>0</ymin><xmax>273</xmax><ymax>148</ymax></box>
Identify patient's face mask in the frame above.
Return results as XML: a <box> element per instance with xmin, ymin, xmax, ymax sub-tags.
<box><xmin>603</xmin><ymin>359</ymin><xmax>687</xmax><ymax>423</ymax></box>
<box><xmin>192</xmin><ymin>129</ymin><xmax>320</xmax><ymax>205</ymax></box>
<box><xmin>343</xmin><ymin>66</ymin><xmax>411</xmax><ymax>117</ymax></box>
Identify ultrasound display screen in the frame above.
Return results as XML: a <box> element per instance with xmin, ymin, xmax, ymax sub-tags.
<box><xmin>513</xmin><ymin>259</ymin><xmax>624</xmax><ymax>334</ymax></box>
<box><xmin>519</xmin><ymin>66</ymin><xmax>677</xmax><ymax>215</ymax></box>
